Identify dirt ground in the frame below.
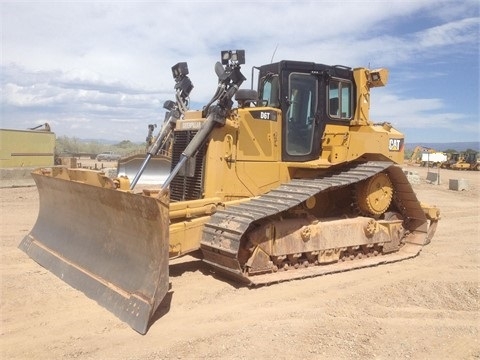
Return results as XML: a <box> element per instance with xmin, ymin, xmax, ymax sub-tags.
<box><xmin>1</xmin><ymin>165</ymin><xmax>479</xmax><ymax>360</ymax></box>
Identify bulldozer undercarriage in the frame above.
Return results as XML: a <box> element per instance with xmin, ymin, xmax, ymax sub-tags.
<box><xmin>201</xmin><ymin>161</ymin><xmax>437</xmax><ymax>285</ymax></box>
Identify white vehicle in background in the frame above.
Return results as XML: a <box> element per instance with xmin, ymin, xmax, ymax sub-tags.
<box><xmin>421</xmin><ymin>152</ymin><xmax>448</xmax><ymax>167</ymax></box>
<box><xmin>96</xmin><ymin>151</ymin><xmax>121</xmax><ymax>161</ymax></box>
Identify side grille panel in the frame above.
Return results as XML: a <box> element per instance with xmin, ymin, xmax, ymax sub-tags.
<box><xmin>170</xmin><ymin>130</ymin><xmax>206</xmax><ymax>201</ymax></box>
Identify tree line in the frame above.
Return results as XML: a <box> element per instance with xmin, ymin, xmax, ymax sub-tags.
<box><xmin>55</xmin><ymin>136</ymin><xmax>145</xmax><ymax>158</ymax></box>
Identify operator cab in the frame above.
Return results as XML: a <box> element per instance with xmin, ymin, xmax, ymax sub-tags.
<box><xmin>245</xmin><ymin>61</ymin><xmax>355</xmax><ymax>162</ymax></box>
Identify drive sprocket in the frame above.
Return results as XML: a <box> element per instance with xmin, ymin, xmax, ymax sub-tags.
<box><xmin>356</xmin><ymin>172</ymin><xmax>393</xmax><ymax>216</ymax></box>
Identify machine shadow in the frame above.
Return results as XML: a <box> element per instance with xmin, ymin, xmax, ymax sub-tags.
<box><xmin>147</xmin><ymin>254</ymin><xmax>246</xmax><ymax>331</ymax></box>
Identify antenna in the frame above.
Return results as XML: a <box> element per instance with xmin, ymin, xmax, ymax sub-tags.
<box><xmin>270</xmin><ymin>44</ymin><xmax>279</xmax><ymax>63</ymax></box>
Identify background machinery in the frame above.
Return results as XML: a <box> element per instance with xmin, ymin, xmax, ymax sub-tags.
<box><xmin>420</xmin><ymin>152</ymin><xmax>447</xmax><ymax>168</ymax></box>
<box><xmin>409</xmin><ymin>145</ymin><xmax>435</xmax><ymax>165</ymax></box>
<box><xmin>408</xmin><ymin>146</ymin><xmax>447</xmax><ymax>167</ymax></box>
<box><xmin>20</xmin><ymin>50</ymin><xmax>440</xmax><ymax>334</ymax></box>
<box><xmin>461</xmin><ymin>152</ymin><xmax>480</xmax><ymax>170</ymax></box>
<box><xmin>441</xmin><ymin>151</ymin><xmax>479</xmax><ymax>171</ymax></box>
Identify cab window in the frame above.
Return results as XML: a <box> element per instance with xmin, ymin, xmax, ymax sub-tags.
<box><xmin>259</xmin><ymin>74</ymin><xmax>280</xmax><ymax>107</ymax></box>
<box><xmin>328</xmin><ymin>79</ymin><xmax>352</xmax><ymax>120</ymax></box>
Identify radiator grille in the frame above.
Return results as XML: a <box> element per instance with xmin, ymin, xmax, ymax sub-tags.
<box><xmin>170</xmin><ymin>130</ymin><xmax>206</xmax><ymax>201</ymax></box>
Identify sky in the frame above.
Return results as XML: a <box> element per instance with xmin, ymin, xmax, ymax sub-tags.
<box><xmin>1</xmin><ymin>0</ymin><xmax>479</xmax><ymax>144</ymax></box>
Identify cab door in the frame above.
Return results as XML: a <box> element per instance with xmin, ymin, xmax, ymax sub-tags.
<box><xmin>281</xmin><ymin>71</ymin><xmax>322</xmax><ymax>162</ymax></box>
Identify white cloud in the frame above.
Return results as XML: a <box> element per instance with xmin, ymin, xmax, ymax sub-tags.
<box><xmin>1</xmin><ymin>0</ymin><xmax>478</xmax><ymax>142</ymax></box>
<box><xmin>370</xmin><ymin>90</ymin><xmax>478</xmax><ymax>144</ymax></box>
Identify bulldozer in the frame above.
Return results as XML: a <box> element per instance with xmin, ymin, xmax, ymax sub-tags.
<box><xmin>19</xmin><ymin>50</ymin><xmax>440</xmax><ymax>334</ymax></box>
<box><xmin>441</xmin><ymin>151</ymin><xmax>479</xmax><ymax>170</ymax></box>
<box><xmin>462</xmin><ymin>152</ymin><xmax>480</xmax><ymax>170</ymax></box>
<box><xmin>450</xmin><ymin>152</ymin><xmax>479</xmax><ymax>171</ymax></box>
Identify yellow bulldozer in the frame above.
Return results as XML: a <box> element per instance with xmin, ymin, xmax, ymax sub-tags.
<box><xmin>20</xmin><ymin>50</ymin><xmax>440</xmax><ymax>334</ymax></box>
<box><xmin>442</xmin><ymin>151</ymin><xmax>480</xmax><ymax>171</ymax></box>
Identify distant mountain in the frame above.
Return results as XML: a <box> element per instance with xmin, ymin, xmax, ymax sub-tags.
<box><xmin>405</xmin><ymin>142</ymin><xmax>479</xmax><ymax>152</ymax></box>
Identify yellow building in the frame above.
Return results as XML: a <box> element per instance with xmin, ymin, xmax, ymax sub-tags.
<box><xmin>0</xmin><ymin>127</ymin><xmax>55</xmax><ymax>168</ymax></box>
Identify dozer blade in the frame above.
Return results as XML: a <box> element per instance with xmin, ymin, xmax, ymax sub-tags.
<box><xmin>117</xmin><ymin>153</ymin><xmax>171</xmax><ymax>185</ymax></box>
<box><xmin>19</xmin><ymin>169</ymin><xmax>170</xmax><ymax>334</ymax></box>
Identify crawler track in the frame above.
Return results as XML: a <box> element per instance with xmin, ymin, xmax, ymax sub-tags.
<box><xmin>200</xmin><ymin>161</ymin><xmax>429</xmax><ymax>285</ymax></box>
